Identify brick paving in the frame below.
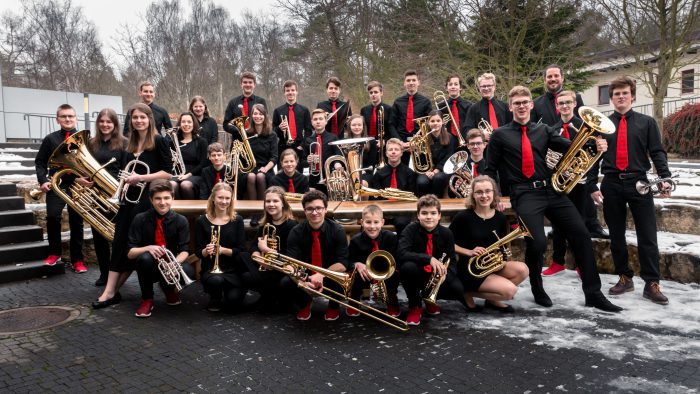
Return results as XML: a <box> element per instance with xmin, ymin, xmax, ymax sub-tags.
<box><xmin>0</xmin><ymin>267</ymin><xmax>698</xmax><ymax>393</ymax></box>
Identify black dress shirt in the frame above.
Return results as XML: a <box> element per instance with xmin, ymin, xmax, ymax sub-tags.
<box><xmin>272</xmin><ymin>102</ymin><xmax>313</xmax><ymax>152</ymax></box>
<box><xmin>287</xmin><ymin>219</ymin><xmax>350</xmax><ymax>270</ymax></box>
<box><xmin>532</xmin><ymin>91</ymin><xmax>585</xmax><ymax>127</ymax></box>
<box><xmin>270</xmin><ymin>171</ymin><xmax>310</xmax><ymax>193</ymax></box>
<box><xmin>199</xmin><ymin>165</ymin><xmax>227</xmax><ymax>199</ymax></box>
<box><xmin>250</xmin><ymin>219</ymin><xmax>298</xmax><ymax>255</ymax></box>
<box><xmin>302</xmin><ymin>131</ymin><xmax>341</xmax><ymax>170</ymax></box>
<box><xmin>317</xmin><ymin>99</ymin><xmax>352</xmax><ymax>138</ymax></box>
<box><xmin>349</xmin><ymin>230</ymin><xmax>398</xmax><ymax>265</ymax></box>
<box><xmin>90</xmin><ymin>138</ymin><xmax>132</xmax><ymax>179</ymax></box>
<box><xmin>123</xmin><ymin>102</ymin><xmax>172</xmax><ymax>135</ymax></box>
<box><xmin>464</xmin><ymin>97</ymin><xmax>512</xmax><ymax>131</ymax></box>
<box><xmin>441</xmin><ymin>96</ymin><xmax>471</xmax><ymax>136</ymax></box>
<box><xmin>223</xmin><ymin>94</ymin><xmax>267</xmax><ymax>137</ymax></box>
<box><xmin>391</xmin><ymin>93</ymin><xmax>432</xmax><ymax>141</ymax></box>
<box><xmin>195</xmin><ymin>215</ymin><xmax>246</xmax><ymax>272</ymax></box>
<box><xmin>127</xmin><ymin>208</ymin><xmax>189</xmax><ymax>255</ymax></box>
<box><xmin>429</xmin><ymin>133</ymin><xmax>457</xmax><ymax>170</ymax></box>
<box><xmin>397</xmin><ymin>222</ymin><xmax>457</xmax><ymax>274</ymax></box>
<box><xmin>198</xmin><ymin>115</ymin><xmax>219</xmax><ymax>145</ymax></box>
<box><xmin>175</xmin><ymin>136</ymin><xmax>208</xmax><ymax>175</ymax></box>
<box><xmin>370</xmin><ymin>162</ymin><xmax>417</xmax><ymax>194</ymax></box>
<box><xmin>360</xmin><ymin>103</ymin><xmax>397</xmax><ymax>140</ymax></box>
<box><xmin>35</xmin><ymin>128</ymin><xmax>79</xmax><ymax>185</ymax></box>
<box><xmin>248</xmin><ymin>131</ymin><xmax>279</xmax><ymax>170</ymax></box>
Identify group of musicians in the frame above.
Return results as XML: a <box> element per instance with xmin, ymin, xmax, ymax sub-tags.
<box><xmin>34</xmin><ymin>67</ymin><xmax>673</xmax><ymax>326</ymax></box>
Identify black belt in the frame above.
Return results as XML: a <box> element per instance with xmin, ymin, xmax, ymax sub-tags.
<box><xmin>512</xmin><ymin>179</ymin><xmax>549</xmax><ymax>191</ymax></box>
<box><xmin>606</xmin><ymin>172</ymin><xmax>645</xmax><ymax>180</ymax></box>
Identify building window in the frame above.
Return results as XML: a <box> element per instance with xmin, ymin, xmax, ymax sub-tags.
<box><xmin>598</xmin><ymin>85</ymin><xmax>610</xmax><ymax>105</ymax></box>
<box><xmin>682</xmin><ymin>69</ymin><xmax>694</xmax><ymax>94</ymax></box>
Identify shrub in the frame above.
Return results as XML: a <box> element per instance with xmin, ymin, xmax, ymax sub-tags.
<box><xmin>663</xmin><ymin>103</ymin><xmax>700</xmax><ymax>159</ymax></box>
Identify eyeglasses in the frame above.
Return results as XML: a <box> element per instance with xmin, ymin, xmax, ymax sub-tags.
<box><xmin>473</xmin><ymin>189</ymin><xmax>494</xmax><ymax>196</ymax></box>
<box><xmin>557</xmin><ymin>100</ymin><xmax>574</xmax><ymax>107</ymax></box>
<box><xmin>304</xmin><ymin>206</ymin><xmax>325</xmax><ymax>214</ymax></box>
<box><xmin>479</xmin><ymin>84</ymin><xmax>494</xmax><ymax>89</ymax></box>
<box><xmin>468</xmin><ymin>142</ymin><xmax>484</xmax><ymax>147</ymax></box>
<box><xmin>511</xmin><ymin>100</ymin><xmax>531</xmax><ymax>108</ymax></box>
<box><xmin>58</xmin><ymin>115</ymin><xmax>76</xmax><ymax>119</ymax></box>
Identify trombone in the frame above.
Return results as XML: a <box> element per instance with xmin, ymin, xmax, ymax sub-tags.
<box><xmin>433</xmin><ymin>91</ymin><xmax>467</xmax><ymax>148</ymax></box>
<box><xmin>376</xmin><ymin>106</ymin><xmax>386</xmax><ymax>170</ymax></box>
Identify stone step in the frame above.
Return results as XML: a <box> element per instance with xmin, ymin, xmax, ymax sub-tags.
<box><xmin>0</xmin><ymin>147</ymin><xmax>39</xmax><ymax>158</ymax></box>
<box><xmin>0</xmin><ymin>225</ymin><xmax>44</xmax><ymax>246</ymax></box>
<box><xmin>0</xmin><ymin>196</ymin><xmax>25</xmax><ymax>211</ymax></box>
<box><xmin>0</xmin><ymin>240</ymin><xmax>49</xmax><ymax>265</ymax></box>
<box><xmin>0</xmin><ymin>260</ymin><xmax>64</xmax><ymax>284</ymax></box>
<box><xmin>0</xmin><ymin>166</ymin><xmax>37</xmax><ymax>175</ymax></box>
<box><xmin>591</xmin><ymin>201</ymin><xmax>700</xmax><ymax>236</ymax></box>
<box><xmin>0</xmin><ymin>142</ymin><xmax>41</xmax><ymax>150</ymax></box>
<box><xmin>0</xmin><ymin>210</ymin><xmax>36</xmax><ymax>227</ymax></box>
<box><xmin>0</xmin><ymin>183</ymin><xmax>17</xmax><ymax>197</ymax></box>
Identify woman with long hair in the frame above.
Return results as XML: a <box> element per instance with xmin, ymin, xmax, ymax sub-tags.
<box><xmin>415</xmin><ymin>110</ymin><xmax>455</xmax><ymax>197</ymax></box>
<box><xmin>170</xmin><ymin>112</ymin><xmax>208</xmax><ymax>199</ymax></box>
<box><xmin>244</xmin><ymin>104</ymin><xmax>278</xmax><ymax>225</ymax></box>
<box><xmin>189</xmin><ymin>96</ymin><xmax>218</xmax><ymax>145</ymax></box>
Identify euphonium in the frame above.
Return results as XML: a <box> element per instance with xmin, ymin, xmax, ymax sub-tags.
<box><xmin>433</xmin><ymin>90</ymin><xmax>467</xmax><ymax>147</ymax></box>
<box><xmin>164</xmin><ymin>127</ymin><xmax>186</xmax><ymax>177</ymax></box>
<box><xmin>157</xmin><ymin>248</ymin><xmax>195</xmax><ymax>292</ymax></box>
<box><xmin>365</xmin><ymin>250</ymin><xmax>396</xmax><ymax>305</ymax></box>
<box><xmin>552</xmin><ymin>106</ymin><xmax>616</xmax><ymax>194</ymax></box>
<box><xmin>227</xmin><ymin>116</ymin><xmax>257</xmax><ymax>173</ymax></box>
<box><xmin>110</xmin><ymin>159</ymin><xmax>150</xmax><ymax>205</ymax></box>
<box><xmin>443</xmin><ymin>151</ymin><xmax>473</xmax><ymax>198</ymax></box>
<box><xmin>636</xmin><ymin>176</ymin><xmax>677</xmax><ymax>196</ymax></box>
<box><xmin>210</xmin><ymin>225</ymin><xmax>223</xmax><ymax>274</ymax></box>
<box><xmin>422</xmin><ymin>253</ymin><xmax>450</xmax><ymax>307</ymax></box>
<box><xmin>468</xmin><ymin>217</ymin><xmax>531</xmax><ymax>278</ymax></box>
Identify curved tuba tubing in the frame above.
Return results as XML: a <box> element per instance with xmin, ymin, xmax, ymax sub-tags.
<box><xmin>443</xmin><ymin>151</ymin><xmax>472</xmax><ymax>198</ymax></box>
<box><xmin>433</xmin><ymin>90</ymin><xmax>467</xmax><ymax>147</ymax></box>
<box><xmin>468</xmin><ymin>217</ymin><xmax>531</xmax><ymax>278</ymax></box>
<box><xmin>365</xmin><ymin>250</ymin><xmax>396</xmax><ymax>305</ymax></box>
<box><xmin>157</xmin><ymin>248</ymin><xmax>195</xmax><ymax>292</ymax></box>
<box><xmin>252</xmin><ymin>251</ymin><xmax>409</xmax><ymax>331</ymax></box>
<box><xmin>551</xmin><ymin>106</ymin><xmax>616</xmax><ymax>194</ymax></box>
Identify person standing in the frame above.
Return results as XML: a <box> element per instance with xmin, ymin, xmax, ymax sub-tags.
<box><xmin>223</xmin><ymin>71</ymin><xmax>267</xmax><ymax>139</ymax></box>
<box><xmin>272</xmin><ymin>80</ymin><xmax>312</xmax><ymax>166</ymax></box>
<box><xmin>391</xmin><ymin>70</ymin><xmax>432</xmax><ymax>165</ymax></box>
<box><xmin>317</xmin><ymin>77</ymin><xmax>352</xmax><ymax>139</ymax></box>
<box><xmin>123</xmin><ymin>81</ymin><xmax>172</xmax><ymax>135</ymax></box>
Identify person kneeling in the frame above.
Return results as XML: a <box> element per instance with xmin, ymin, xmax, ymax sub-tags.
<box><xmin>128</xmin><ymin>180</ymin><xmax>191</xmax><ymax>318</ymax></box>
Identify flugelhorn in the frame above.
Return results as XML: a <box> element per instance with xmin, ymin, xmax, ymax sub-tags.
<box><xmin>433</xmin><ymin>91</ymin><xmax>467</xmax><ymax>147</ymax></box>
<box><xmin>157</xmin><ymin>248</ymin><xmax>195</xmax><ymax>292</ymax></box>
<box><xmin>552</xmin><ymin>107</ymin><xmax>616</xmax><ymax>194</ymax></box>
<box><xmin>210</xmin><ymin>225</ymin><xmax>223</xmax><ymax>274</ymax></box>
<box><xmin>636</xmin><ymin>175</ymin><xmax>677</xmax><ymax>196</ymax></box>
<box><xmin>110</xmin><ymin>159</ymin><xmax>150</xmax><ymax>205</ymax></box>
<box><xmin>468</xmin><ymin>217</ymin><xmax>530</xmax><ymax>278</ymax></box>
<box><xmin>443</xmin><ymin>151</ymin><xmax>473</xmax><ymax>198</ymax></box>
<box><xmin>422</xmin><ymin>253</ymin><xmax>450</xmax><ymax>308</ymax></box>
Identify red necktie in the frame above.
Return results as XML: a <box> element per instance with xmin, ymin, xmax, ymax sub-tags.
<box><xmin>243</xmin><ymin>97</ymin><xmax>250</xmax><ymax>129</ymax></box>
<box><xmin>64</xmin><ymin>130</ymin><xmax>71</xmax><ymax>140</ymax></box>
<box><xmin>561</xmin><ymin>123</ymin><xmax>570</xmax><ymax>139</ymax></box>
<box><xmin>425</xmin><ymin>233</ymin><xmax>433</xmax><ymax>256</ymax></box>
<box><xmin>370</xmin><ymin>106</ymin><xmax>377</xmax><ymax>137</ymax></box>
<box><xmin>215</xmin><ymin>171</ymin><xmax>220</xmax><ymax>184</ymax></box>
<box><xmin>155</xmin><ymin>216</ymin><xmax>166</xmax><ymax>247</ymax></box>
<box><xmin>316</xmin><ymin>134</ymin><xmax>323</xmax><ymax>174</ymax></box>
<box><xmin>288</xmin><ymin>177</ymin><xmax>295</xmax><ymax>193</ymax></box>
<box><xmin>521</xmin><ymin>125</ymin><xmax>534</xmax><ymax>178</ymax></box>
<box><xmin>331</xmin><ymin>101</ymin><xmax>338</xmax><ymax>135</ymax></box>
<box><xmin>311</xmin><ymin>230</ymin><xmax>322</xmax><ymax>267</ymax></box>
<box><xmin>472</xmin><ymin>163</ymin><xmax>478</xmax><ymax>176</ymax></box>
<box><xmin>371</xmin><ymin>239</ymin><xmax>379</xmax><ymax>252</ymax></box>
<box><xmin>488</xmin><ymin>99</ymin><xmax>499</xmax><ymax>129</ymax></box>
<box><xmin>616</xmin><ymin>114</ymin><xmax>628</xmax><ymax>171</ymax></box>
<box><xmin>288</xmin><ymin>105</ymin><xmax>297</xmax><ymax>139</ymax></box>
<box><xmin>406</xmin><ymin>95</ymin><xmax>414</xmax><ymax>134</ymax></box>
<box><xmin>390</xmin><ymin>167</ymin><xmax>397</xmax><ymax>188</ymax></box>
<box><xmin>451</xmin><ymin>99</ymin><xmax>460</xmax><ymax>136</ymax></box>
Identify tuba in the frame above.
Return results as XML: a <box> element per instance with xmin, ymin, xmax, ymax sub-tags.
<box><xmin>157</xmin><ymin>248</ymin><xmax>195</xmax><ymax>292</ymax></box>
<box><xmin>252</xmin><ymin>251</ymin><xmax>409</xmax><ymax>331</ymax></box>
<box><xmin>422</xmin><ymin>253</ymin><xmax>450</xmax><ymax>308</ymax></box>
<box><xmin>468</xmin><ymin>217</ymin><xmax>530</xmax><ymax>278</ymax></box>
<box><xmin>45</xmin><ymin>130</ymin><xmax>120</xmax><ymax>241</ymax></box>
<box><xmin>433</xmin><ymin>91</ymin><xmax>467</xmax><ymax>147</ymax></box>
<box><xmin>164</xmin><ymin>127</ymin><xmax>186</xmax><ymax>178</ymax></box>
<box><xmin>210</xmin><ymin>225</ymin><xmax>223</xmax><ymax>274</ymax></box>
<box><xmin>227</xmin><ymin>116</ymin><xmax>257</xmax><ymax>174</ymax></box>
<box><xmin>636</xmin><ymin>175</ymin><xmax>677</xmax><ymax>196</ymax></box>
<box><xmin>551</xmin><ymin>106</ymin><xmax>616</xmax><ymax>194</ymax></box>
<box><xmin>365</xmin><ymin>250</ymin><xmax>396</xmax><ymax>305</ymax></box>
<box><xmin>443</xmin><ymin>151</ymin><xmax>473</xmax><ymax>198</ymax></box>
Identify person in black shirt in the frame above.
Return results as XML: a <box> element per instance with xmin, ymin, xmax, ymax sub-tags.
<box><xmin>123</xmin><ymin>81</ymin><xmax>172</xmax><ymax>135</ymax></box>
<box><xmin>199</xmin><ymin>143</ymin><xmax>228</xmax><ymax>200</ymax></box>
<box><xmin>465</xmin><ymin>129</ymin><xmax>486</xmax><ymax>177</ymax></box>
<box><xmin>391</xmin><ymin>70</ymin><xmax>432</xmax><ymax>164</ymax></box>
<box><xmin>284</xmin><ymin>190</ymin><xmax>350</xmax><ymax>321</ymax></box>
<box><xmin>344</xmin><ymin>114</ymin><xmax>376</xmax><ymax>184</ymax></box>
<box><xmin>35</xmin><ymin>104</ymin><xmax>86</xmax><ymax>273</ymax></box>
<box><xmin>302</xmin><ymin>109</ymin><xmax>341</xmax><ymax>191</ymax></box>
<box><xmin>128</xmin><ymin>180</ymin><xmax>191</xmax><ymax>318</ymax></box>
<box><xmin>272</xmin><ymin>80</ymin><xmax>312</xmax><ymax>166</ymax></box>
<box><xmin>84</xmin><ymin>108</ymin><xmax>130</xmax><ymax>285</ymax></box>
<box><xmin>360</xmin><ymin>81</ymin><xmax>396</xmax><ymax>167</ymax></box>
<box><xmin>449</xmin><ymin>176</ymin><xmax>529</xmax><ymax>312</ymax></box>
<box><xmin>223</xmin><ymin>71</ymin><xmax>267</xmax><ymax>139</ymax></box>
<box><xmin>317</xmin><ymin>76</ymin><xmax>352</xmax><ymax>138</ymax></box>
<box><xmin>195</xmin><ymin>183</ymin><xmax>248</xmax><ymax>312</ymax></box>
<box><xmin>443</xmin><ymin>74</ymin><xmax>471</xmax><ymax>141</ymax></box>
<box><xmin>416</xmin><ymin>110</ymin><xmax>455</xmax><ymax>197</ymax></box>
<box><xmin>397</xmin><ymin>195</ymin><xmax>464</xmax><ymax>326</ymax></box>
<box><xmin>483</xmin><ymin>85</ymin><xmax>621</xmax><ymax>312</ymax></box>
<box><xmin>244</xmin><ymin>104</ymin><xmax>279</xmax><ymax>206</ymax></box>
<box><xmin>92</xmin><ymin>103</ymin><xmax>173</xmax><ymax>310</ymax></box>
<box><xmin>270</xmin><ymin>149</ymin><xmax>310</xmax><ymax>194</ymax></box>
<box><xmin>464</xmin><ymin>72</ymin><xmax>511</xmax><ymax>137</ymax></box>
<box><xmin>189</xmin><ymin>96</ymin><xmax>219</xmax><ymax>145</ymax></box>
<box><xmin>589</xmin><ymin>76</ymin><xmax>671</xmax><ymax>305</ymax></box>
<box><xmin>348</xmin><ymin>205</ymin><xmax>401</xmax><ymax>317</ymax></box>
<box><xmin>169</xmin><ymin>112</ymin><xmax>208</xmax><ymax>200</ymax></box>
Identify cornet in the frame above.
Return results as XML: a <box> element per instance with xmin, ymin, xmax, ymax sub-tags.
<box><xmin>258</xmin><ymin>223</ymin><xmax>280</xmax><ymax>271</ymax></box>
<box><xmin>422</xmin><ymin>253</ymin><xmax>450</xmax><ymax>308</ymax></box>
<box><xmin>309</xmin><ymin>140</ymin><xmax>323</xmax><ymax>181</ymax></box>
<box><xmin>157</xmin><ymin>248</ymin><xmax>195</xmax><ymax>292</ymax></box>
<box><xmin>636</xmin><ymin>176</ymin><xmax>677</xmax><ymax>196</ymax></box>
<box><xmin>433</xmin><ymin>90</ymin><xmax>467</xmax><ymax>148</ymax></box>
<box><xmin>477</xmin><ymin>118</ymin><xmax>493</xmax><ymax>140</ymax></box>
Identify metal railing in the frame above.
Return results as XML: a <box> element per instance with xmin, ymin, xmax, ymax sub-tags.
<box><xmin>602</xmin><ymin>96</ymin><xmax>700</xmax><ymax>117</ymax></box>
<box><xmin>8</xmin><ymin>112</ymin><xmax>128</xmax><ymax>142</ymax></box>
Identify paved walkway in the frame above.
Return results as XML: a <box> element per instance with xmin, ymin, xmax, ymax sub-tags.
<box><xmin>0</xmin><ymin>268</ymin><xmax>698</xmax><ymax>393</ymax></box>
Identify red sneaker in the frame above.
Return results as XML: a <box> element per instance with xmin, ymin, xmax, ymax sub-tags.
<box><xmin>325</xmin><ymin>307</ymin><xmax>340</xmax><ymax>321</ymax></box>
<box><xmin>406</xmin><ymin>306</ymin><xmax>422</xmax><ymax>326</ymax></box>
<box><xmin>163</xmin><ymin>287</ymin><xmax>181</xmax><ymax>306</ymax></box>
<box><xmin>72</xmin><ymin>261</ymin><xmax>88</xmax><ymax>273</ymax></box>
<box><xmin>44</xmin><ymin>255</ymin><xmax>61</xmax><ymax>266</ymax></box>
<box><xmin>386</xmin><ymin>304</ymin><xmax>401</xmax><ymax>317</ymax></box>
<box><xmin>425</xmin><ymin>302</ymin><xmax>441</xmax><ymax>315</ymax></box>
<box><xmin>346</xmin><ymin>307</ymin><xmax>360</xmax><ymax>317</ymax></box>
<box><xmin>135</xmin><ymin>299</ymin><xmax>154</xmax><ymax>318</ymax></box>
<box><xmin>296</xmin><ymin>303</ymin><xmax>312</xmax><ymax>321</ymax></box>
<box><xmin>542</xmin><ymin>262</ymin><xmax>566</xmax><ymax>276</ymax></box>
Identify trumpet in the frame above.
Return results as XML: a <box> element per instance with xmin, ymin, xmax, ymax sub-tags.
<box><xmin>422</xmin><ymin>253</ymin><xmax>450</xmax><ymax>308</ymax></box>
<box><xmin>252</xmin><ymin>251</ymin><xmax>409</xmax><ymax>331</ymax></box>
<box><xmin>365</xmin><ymin>250</ymin><xmax>396</xmax><ymax>305</ymax></box>
<box><xmin>468</xmin><ymin>217</ymin><xmax>530</xmax><ymax>278</ymax></box>
<box><xmin>433</xmin><ymin>91</ymin><xmax>467</xmax><ymax>147</ymax></box>
<box><xmin>227</xmin><ymin>116</ymin><xmax>257</xmax><ymax>174</ymax></box>
<box><xmin>157</xmin><ymin>248</ymin><xmax>195</xmax><ymax>292</ymax></box>
<box><xmin>281</xmin><ymin>115</ymin><xmax>295</xmax><ymax>145</ymax></box>
<box><xmin>636</xmin><ymin>176</ymin><xmax>677</xmax><ymax>196</ymax></box>
<box><xmin>110</xmin><ymin>159</ymin><xmax>150</xmax><ymax>205</ymax></box>
<box><xmin>258</xmin><ymin>223</ymin><xmax>280</xmax><ymax>271</ymax></box>
<box><xmin>210</xmin><ymin>225</ymin><xmax>223</xmax><ymax>274</ymax></box>
<box><xmin>477</xmin><ymin>118</ymin><xmax>493</xmax><ymax>140</ymax></box>
<box><xmin>164</xmin><ymin>127</ymin><xmax>186</xmax><ymax>177</ymax></box>
<box><xmin>443</xmin><ymin>151</ymin><xmax>473</xmax><ymax>198</ymax></box>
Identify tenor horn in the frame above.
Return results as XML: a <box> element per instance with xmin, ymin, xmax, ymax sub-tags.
<box><xmin>227</xmin><ymin>116</ymin><xmax>257</xmax><ymax>173</ymax></box>
<box><xmin>468</xmin><ymin>217</ymin><xmax>531</xmax><ymax>278</ymax></box>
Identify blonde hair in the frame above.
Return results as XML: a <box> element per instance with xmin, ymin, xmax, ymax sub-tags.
<box><xmin>466</xmin><ymin>175</ymin><xmax>500</xmax><ymax>210</ymax></box>
<box><xmin>206</xmin><ymin>183</ymin><xmax>236</xmax><ymax>220</ymax></box>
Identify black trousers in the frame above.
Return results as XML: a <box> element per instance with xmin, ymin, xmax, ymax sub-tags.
<box><xmin>350</xmin><ymin>271</ymin><xmax>400</xmax><ymax>303</ymax></box>
<box><xmin>601</xmin><ymin>176</ymin><xmax>660</xmax><ymax>282</ymax></box>
<box><xmin>399</xmin><ymin>261</ymin><xmax>464</xmax><ymax>308</ymax></box>
<box><xmin>585</xmin><ymin>191</ymin><xmax>603</xmax><ymax>231</ymax></box>
<box><xmin>511</xmin><ymin>185</ymin><xmax>601</xmax><ymax>297</ymax></box>
<box><xmin>46</xmin><ymin>186</ymin><xmax>84</xmax><ymax>261</ymax></box>
<box><xmin>416</xmin><ymin>172</ymin><xmax>450</xmax><ymax>197</ymax></box>
<box><xmin>201</xmin><ymin>271</ymin><xmax>246</xmax><ymax>308</ymax></box>
<box><xmin>551</xmin><ymin>182</ymin><xmax>587</xmax><ymax>265</ymax></box>
<box><xmin>280</xmin><ymin>275</ymin><xmax>343</xmax><ymax>310</ymax></box>
<box><xmin>91</xmin><ymin>227</ymin><xmax>111</xmax><ymax>279</ymax></box>
<box><xmin>135</xmin><ymin>252</ymin><xmax>195</xmax><ymax>300</ymax></box>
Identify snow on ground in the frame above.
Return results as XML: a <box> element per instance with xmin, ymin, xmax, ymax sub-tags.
<box><xmin>435</xmin><ymin>272</ymin><xmax>699</xmax><ymax>362</ymax></box>
<box><xmin>607</xmin><ymin>376</ymin><xmax>698</xmax><ymax>394</ymax></box>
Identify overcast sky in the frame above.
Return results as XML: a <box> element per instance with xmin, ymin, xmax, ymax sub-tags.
<box><xmin>0</xmin><ymin>0</ymin><xmax>280</xmax><ymax>67</ymax></box>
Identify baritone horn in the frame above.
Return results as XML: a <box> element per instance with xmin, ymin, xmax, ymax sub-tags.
<box><xmin>157</xmin><ymin>248</ymin><xmax>195</xmax><ymax>292</ymax></box>
<box><xmin>227</xmin><ymin>116</ymin><xmax>257</xmax><ymax>173</ymax></box>
<box><xmin>551</xmin><ymin>106</ymin><xmax>616</xmax><ymax>194</ymax></box>
<box><xmin>433</xmin><ymin>90</ymin><xmax>467</xmax><ymax>147</ymax></box>
<box><xmin>468</xmin><ymin>217</ymin><xmax>531</xmax><ymax>278</ymax></box>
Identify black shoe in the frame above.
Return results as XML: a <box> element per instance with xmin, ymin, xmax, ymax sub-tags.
<box><xmin>585</xmin><ymin>292</ymin><xmax>623</xmax><ymax>312</ymax></box>
<box><xmin>92</xmin><ymin>292</ymin><xmax>121</xmax><ymax>309</ymax></box>
<box><xmin>207</xmin><ymin>298</ymin><xmax>222</xmax><ymax>312</ymax></box>
<box><xmin>484</xmin><ymin>300</ymin><xmax>515</xmax><ymax>313</ymax></box>
<box><xmin>533</xmin><ymin>290</ymin><xmax>553</xmax><ymax>307</ymax></box>
<box><xmin>250</xmin><ymin>217</ymin><xmax>259</xmax><ymax>227</ymax></box>
<box><xmin>589</xmin><ymin>228</ymin><xmax>610</xmax><ymax>239</ymax></box>
<box><xmin>94</xmin><ymin>276</ymin><xmax>107</xmax><ymax>287</ymax></box>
